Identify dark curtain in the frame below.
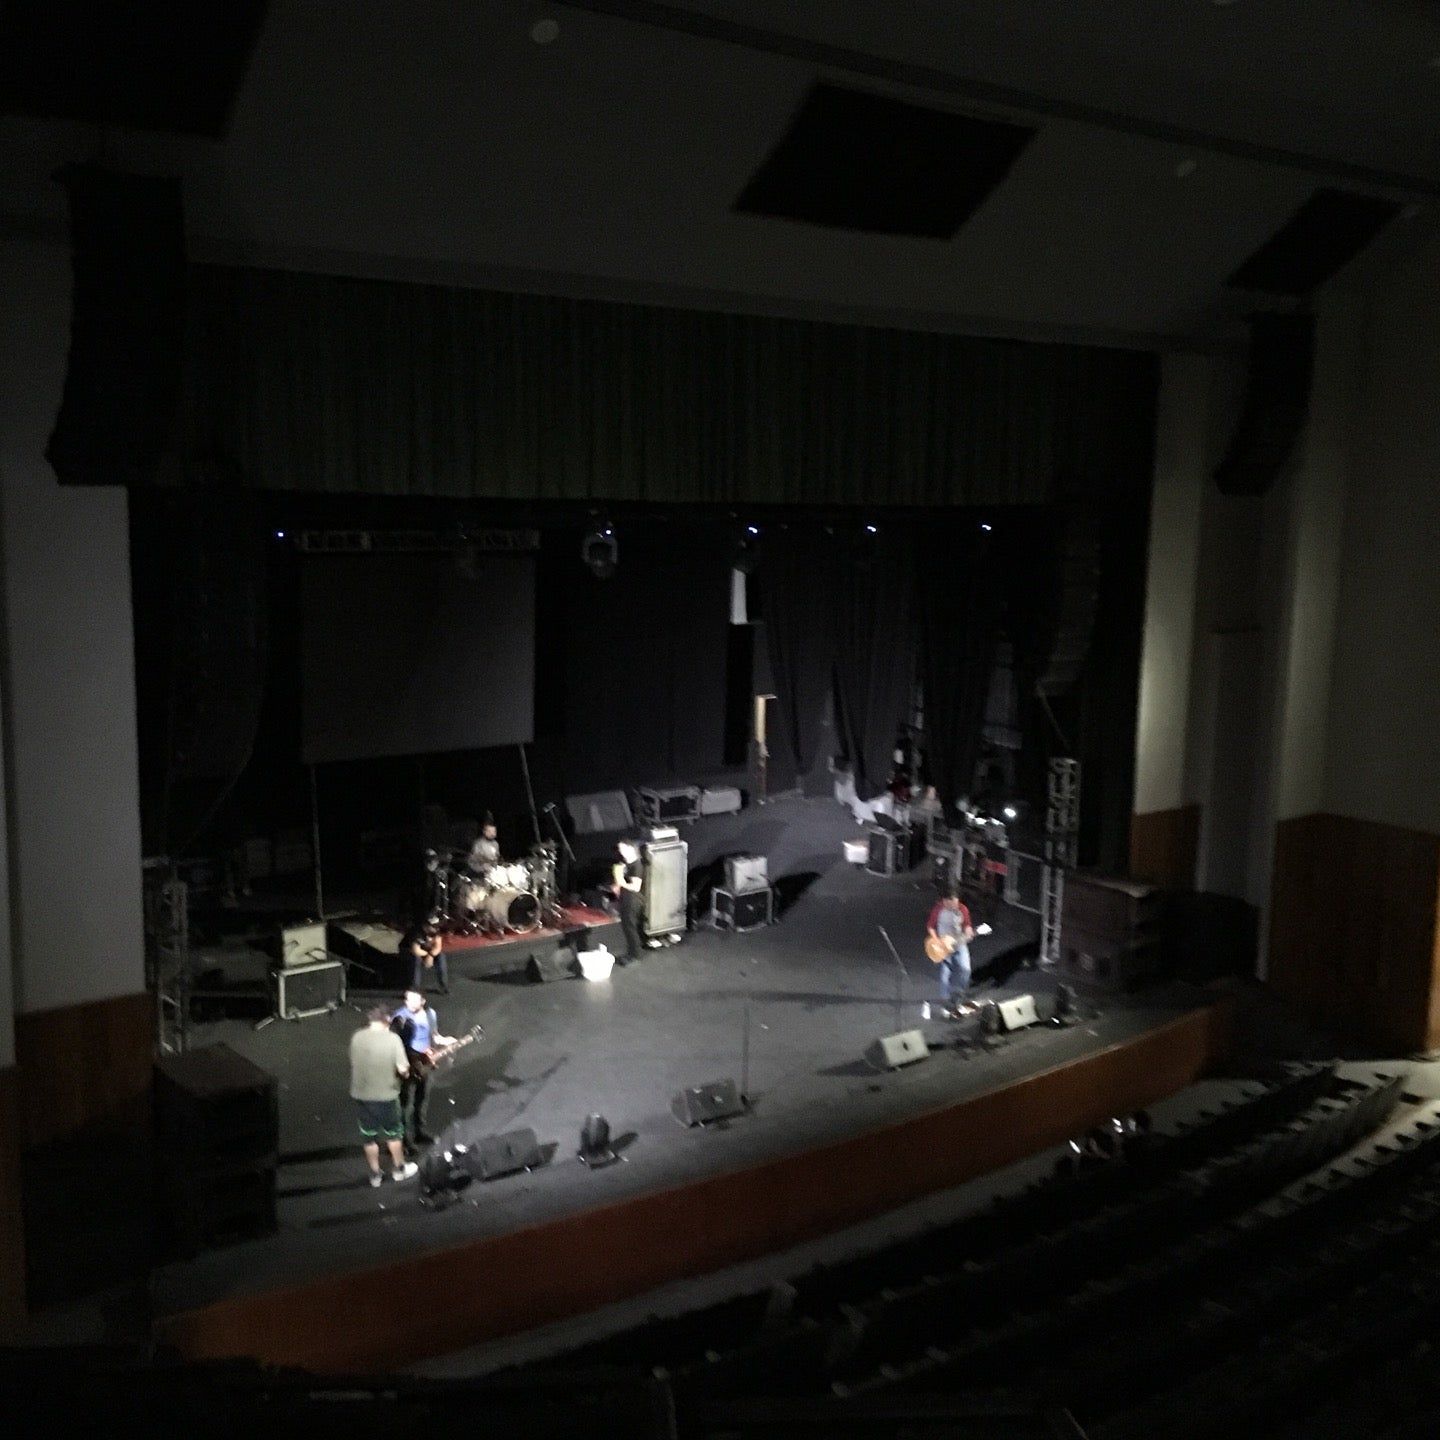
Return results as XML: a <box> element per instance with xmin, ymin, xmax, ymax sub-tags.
<box><xmin>177</xmin><ymin>265</ymin><xmax>1160</xmax><ymax>509</ymax></box>
<box><xmin>757</xmin><ymin>531</ymin><xmax>836</xmax><ymax>791</ymax></box>
<box><xmin>831</xmin><ymin>529</ymin><xmax>916</xmax><ymax>799</ymax></box>
<box><xmin>916</xmin><ymin>518</ymin><xmax>1008</xmax><ymax>815</ymax></box>
<box><xmin>542</xmin><ymin>521</ymin><xmax>732</xmax><ymax>793</ymax></box>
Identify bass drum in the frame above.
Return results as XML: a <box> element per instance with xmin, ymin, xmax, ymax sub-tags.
<box><xmin>485</xmin><ymin>886</ymin><xmax>540</xmax><ymax>933</ymax></box>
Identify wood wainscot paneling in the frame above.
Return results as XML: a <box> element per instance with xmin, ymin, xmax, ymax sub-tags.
<box><xmin>160</xmin><ymin>998</ymin><xmax>1233</xmax><ymax>1373</ymax></box>
<box><xmin>1130</xmin><ymin>804</ymin><xmax>1202</xmax><ymax>889</ymax></box>
<box><xmin>14</xmin><ymin>992</ymin><xmax>154</xmax><ymax>1148</ymax></box>
<box><xmin>0</xmin><ymin>1066</ymin><xmax>24</xmax><ymax>1331</ymax></box>
<box><xmin>1270</xmin><ymin>813</ymin><xmax>1440</xmax><ymax>1054</ymax></box>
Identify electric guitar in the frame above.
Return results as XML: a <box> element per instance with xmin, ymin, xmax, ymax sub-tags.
<box><xmin>404</xmin><ymin>1022</ymin><xmax>484</xmax><ymax>1075</ymax></box>
<box><xmin>925</xmin><ymin>923</ymin><xmax>992</xmax><ymax>963</ymax></box>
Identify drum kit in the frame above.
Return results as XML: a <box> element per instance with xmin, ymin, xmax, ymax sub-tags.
<box><xmin>435</xmin><ymin>841</ymin><xmax>560</xmax><ymax>938</ymax></box>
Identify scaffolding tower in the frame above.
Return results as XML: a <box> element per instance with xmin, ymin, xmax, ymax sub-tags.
<box><xmin>1040</xmin><ymin>757</ymin><xmax>1080</xmax><ymax>968</ymax></box>
<box><xmin>149</xmin><ymin>873</ymin><xmax>191</xmax><ymax>1056</ymax></box>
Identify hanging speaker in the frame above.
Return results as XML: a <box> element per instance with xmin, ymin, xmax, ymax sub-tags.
<box><xmin>1213</xmin><ymin>313</ymin><xmax>1315</xmax><ymax>498</ymax></box>
<box><xmin>1035</xmin><ymin>509</ymin><xmax>1102</xmax><ymax>698</ymax></box>
<box><xmin>47</xmin><ymin>163</ymin><xmax>187</xmax><ymax>486</ymax></box>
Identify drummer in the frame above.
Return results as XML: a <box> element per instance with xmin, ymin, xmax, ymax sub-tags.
<box><xmin>466</xmin><ymin>814</ymin><xmax>501</xmax><ymax>876</ymax></box>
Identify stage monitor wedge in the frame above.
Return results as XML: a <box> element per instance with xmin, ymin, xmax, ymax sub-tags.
<box><xmin>866</xmin><ymin>1029</ymin><xmax>930</xmax><ymax>1071</ymax></box>
<box><xmin>997</xmin><ymin>994</ymin><xmax>1041</xmax><ymax>1033</ymax></box>
<box><xmin>673</xmin><ymin>1078</ymin><xmax>746</xmax><ymax>1127</ymax></box>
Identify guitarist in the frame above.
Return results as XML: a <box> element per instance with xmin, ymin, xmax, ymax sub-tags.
<box><xmin>927</xmin><ymin>892</ymin><xmax>976</xmax><ymax>1018</ymax></box>
<box><xmin>391</xmin><ymin>988</ymin><xmax>457</xmax><ymax>1149</ymax></box>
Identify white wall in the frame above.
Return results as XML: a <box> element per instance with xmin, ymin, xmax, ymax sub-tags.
<box><xmin>1132</xmin><ymin>351</ymin><xmax>1212</xmax><ymax>818</ymax></box>
<box><xmin>1324</xmin><ymin>244</ymin><xmax>1440</xmax><ymax>835</ymax></box>
<box><xmin>0</xmin><ymin>229</ymin><xmax>146</xmax><ymax>1014</ymax></box>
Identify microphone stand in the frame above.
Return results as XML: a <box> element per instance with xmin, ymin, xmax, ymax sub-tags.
<box><xmin>877</xmin><ymin>926</ymin><xmax>908</xmax><ymax>1034</ymax></box>
<box><xmin>542</xmin><ymin>803</ymin><xmax>576</xmax><ymax>898</ymax></box>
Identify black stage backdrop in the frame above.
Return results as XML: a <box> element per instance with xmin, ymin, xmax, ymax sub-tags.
<box><xmin>130</xmin><ymin>498</ymin><xmax>1147</xmax><ymax>878</ymax></box>
<box><xmin>173</xmin><ymin>266</ymin><xmax>1158</xmax><ymax>511</ymax></box>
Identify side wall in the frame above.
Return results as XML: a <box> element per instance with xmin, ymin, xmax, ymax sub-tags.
<box><xmin>0</xmin><ymin>228</ymin><xmax>150</xmax><ymax>1330</ymax></box>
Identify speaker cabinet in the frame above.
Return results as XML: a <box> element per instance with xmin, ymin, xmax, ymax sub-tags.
<box><xmin>526</xmin><ymin>950</ymin><xmax>574</xmax><ymax>984</ymax></box>
<box><xmin>672</xmin><ymin>1078</ymin><xmax>746</xmax><ymax>1126</ymax></box>
<box><xmin>565</xmin><ymin>790</ymin><xmax>634</xmax><ymax>835</ymax></box>
<box><xmin>996</xmin><ymin>994</ymin><xmax>1040</xmax><ymax>1032</ymax></box>
<box><xmin>865</xmin><ymin>1029</ymin><xmax>930</xmax><ymax>1071</ymax></box>
<box><xmin>471</xmin><ymin>1128</ymin><xmax>543</xmax><ymax>1181</ymax></box>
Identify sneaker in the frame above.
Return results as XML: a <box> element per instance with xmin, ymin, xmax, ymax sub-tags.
<box><xmin>645</xmin><ymin>938</ymin><xmax>663</xmax><ymax>950</ymax></box>
<box><xmin>392</xmin><ymin>1161</ymin><xmax>419</xmax><ymax>1183</ymax></box>
<box><xmin>368</xmin><ymin>1172</ymin><xmax>383</xmax><ymax>1189</ymax></box>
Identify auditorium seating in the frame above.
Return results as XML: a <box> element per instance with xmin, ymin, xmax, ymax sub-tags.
<box><xmin>14</xmin><ymin>1063</ymin><xmax>1440</xmax><ymax>1438</ymax></box>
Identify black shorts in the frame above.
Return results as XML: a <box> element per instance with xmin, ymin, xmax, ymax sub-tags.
<box><xmin>355</xmin><ymin>1098</ymin><xmax>404</xmax><ymax>1140</ymax></box>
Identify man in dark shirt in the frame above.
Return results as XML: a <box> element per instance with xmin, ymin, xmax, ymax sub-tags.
<box><xmin>399</xmin><ymin>921</ymin><xmax>447</xmax><ymax>994</ymax></box>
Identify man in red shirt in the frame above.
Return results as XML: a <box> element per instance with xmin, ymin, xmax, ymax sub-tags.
<box><xmin>926</xmin><ymin>892</ymin><xmax>976</xmax><ymax>1018</ymax></box>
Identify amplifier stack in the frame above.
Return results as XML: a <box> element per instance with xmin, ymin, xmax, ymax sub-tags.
<box><xmin>154</xmin><ymin>1043</ymin><xmax>278</xmax><ymax>1256</ymax></box>
<box><xmin>1059</xmin><ymin>872</ymin><xmax>1164</xmax><ymax>989</ymax></box>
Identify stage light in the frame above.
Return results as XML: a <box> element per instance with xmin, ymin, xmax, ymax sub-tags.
<box><xmin>578</xmin><ymin>1112</ymin><xmax>622</xmax><ymax>1167</ymax></box>
<box><xmin>581</xmin><ymin>528</ymin><xmax>618</xmax><ymax>579</ymax></box>
<box><xmin>1053</xmin><ymin>982</ymin><xmax>1080</xmax><ymax>1025</ymax></box>
<box><xmin>980</xmin><ymin>522</ymin><xmax>992</xmax><ymax>532</ymax></box>
<box><xmin>747</xmin><ymin>525</ymin><xmax>759</xmax><ymax>536</ymax></box>
<box><xmin>275</xmin><ymin>530</ymin><xmax>285</xmax><ymax>539</ymax></box>
<box><xmin>865</xmin><ymin>524</ymin><xmax>878</xmax><ymax>534</ymax></box>
<box><xmin>1003</xmin><ymin>806</ymin><xmax>1018</xmax><ymax>820</ymax></box>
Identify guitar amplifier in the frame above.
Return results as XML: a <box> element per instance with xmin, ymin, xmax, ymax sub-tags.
<box><xmin>724</xmin><ymin>854</ymin><xmax>768</xmax><ymax>892</ymax></box>
<box><xmin>642</xmin><ymin>831</ymin><xmax>689</xmax><ymax>936</ymax></box>
<box><xmin>272</xmin><ymin>959</ymin><xmax>346</xmax><ymax>1020</ymax></box>
<box><xmin>712</xmin><ymin>885</ymin><xmax>772</xmax><ymax>932</ymax></box>
<box><xmin>634</xmin><ymin>785</ymin><xmax>701</xmax><ymax>825</ymax></box>
<box><xmin>278</xmin><ymin>920</ymin><xmax>327</xmax><ymax>970</ymax></box>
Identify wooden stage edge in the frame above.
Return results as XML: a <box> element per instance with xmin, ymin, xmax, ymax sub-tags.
<box><xmin>161</xmin><ymin>994</ymin><xmax>1235</xmax><ymax>1373</ymax></box>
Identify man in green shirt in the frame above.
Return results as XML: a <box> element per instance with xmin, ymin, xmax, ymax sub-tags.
<box><xmin>349</xmin><ymin>1005</ymin><xmax>419</xmax><ymax>1187</ymax></box>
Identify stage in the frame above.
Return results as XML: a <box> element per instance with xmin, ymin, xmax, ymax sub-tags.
<box><xmin>146</xmin><ymin>800</ymin><xmax>1233</xmax><ymax>1369</ymax></box>
<box><xmin>330</xmin><ymin>903</ymin><xmax>624</xmax><ymax>986</ymax></box>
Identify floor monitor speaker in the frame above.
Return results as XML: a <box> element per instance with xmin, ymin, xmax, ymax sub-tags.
<box><xmin>672</xmin><ymin>1078</ymin><xmax>745</xmax><ymax>1126</ymax></box>
<box><xmin>997</xmin><ymin>994</ymin><xmax>1040</xmax><ymax>1032</ymax></box>
<box><xmin>865</xmin><ymin>1029</ymin><xmax>930</xmax><ymax>1071</ymax></box>
<box><xmin>471</xmin><ymin>1127</ymin><xmax>543</xmax><ymax>1181</ymax></box>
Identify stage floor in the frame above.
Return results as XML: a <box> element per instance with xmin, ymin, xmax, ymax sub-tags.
<box><xmin>153</xmin><ymin>812</ymin><xmax>1214</xmax><ymax>1323</ymax></box>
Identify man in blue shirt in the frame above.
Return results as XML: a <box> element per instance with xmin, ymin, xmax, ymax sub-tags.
<box><xmin>391</xmin><ymin>988</ymin><xmax>455</xmax><ymax>1149</ymax></box>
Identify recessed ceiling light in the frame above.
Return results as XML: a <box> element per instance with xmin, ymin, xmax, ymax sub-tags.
<box><xmin>530</xmin><ymin>17</ymin><xmax>560</xmax><ymax>44</ymax></box>
<box><xmin>1175</xmin><ymin>158</ymin><xmax>1199</xmax><ymax>178</ymax></box>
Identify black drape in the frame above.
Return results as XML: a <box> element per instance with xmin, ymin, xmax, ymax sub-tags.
<box><xmin>831</xmin><ymin>530</ymin><xmax>916</xmax><ymax>799</ymax></box>
<box><xmin>758</xmin><ymin>531</ymin><xmax>835</xmax><ymax>791</ymax></box>
<box><xmin>177</xmin><ymin>266</ymin><xmax>1159</xmax><ymax>509</ymax></box>
<box><xmin>916</xmin><ymin>519</ymin><xmax>1007</xmax><ymax>815</ymax></box>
